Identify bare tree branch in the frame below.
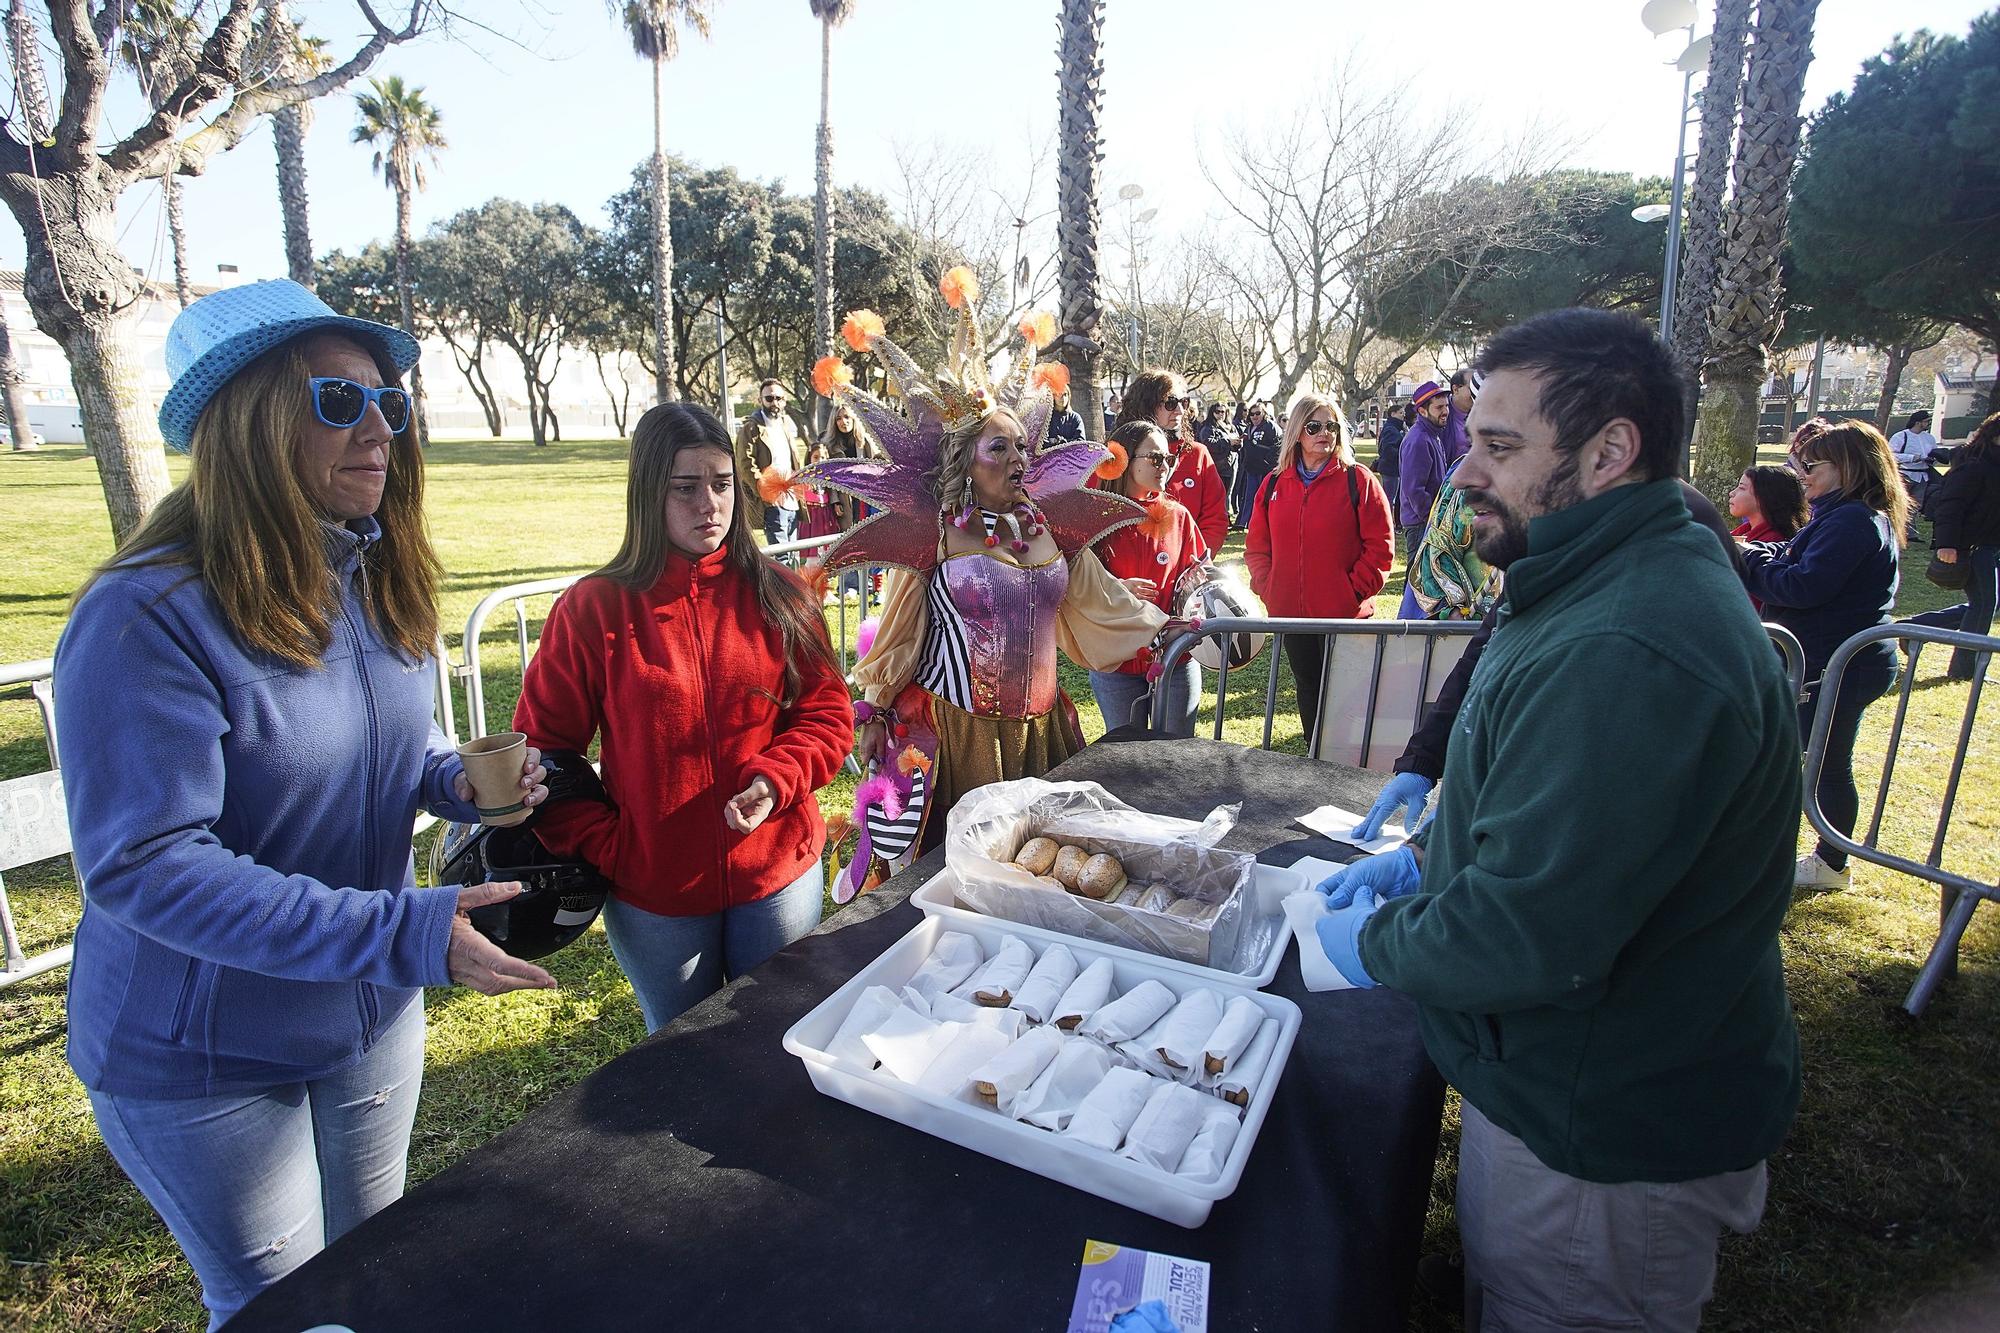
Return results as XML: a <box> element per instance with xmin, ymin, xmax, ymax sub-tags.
<box><xmin>104</xmin><ymin>0</ymin><xmax>430</xmax><ymax>183</ymax></box>
<box><xmin>45</xmin><ymin>0</ymin><xmax>109</xmax><ymax>168</ymax></box>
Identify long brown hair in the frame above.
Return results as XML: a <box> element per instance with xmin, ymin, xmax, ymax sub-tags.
<box><xmin>77</xmin><ymin>333</ymin><xmax>440</xmax><ymax>668</ymax></box>
<box><xmin>1794</xmin><ymin>420</ymin><xmax>1911</xmax><ymax>546</ymax></box>
<box><xmin>597</xmin><ymin>402</ymin><xmax>838</xmax><ymax>706</ymax></box>
<box><xmin>1097</xmin><ymin>421</ymin><xmax>1166</xmax><ymax>500</ymax></box>
<box><xmin>1115</xmin><ymin>368</ymin><xmax>1184</xmax><ymax>438</ymax></box>
<box><xmin>1276</xmin><ymin>393</ymin><xmax>1355</xmax><ymax>475</ymax></box>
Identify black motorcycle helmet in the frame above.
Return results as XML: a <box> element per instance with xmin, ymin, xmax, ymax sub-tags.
<box><xmin>432</xmin><ymin>748</ymin><xmax>614</xmax><ymax>960</ymax></box>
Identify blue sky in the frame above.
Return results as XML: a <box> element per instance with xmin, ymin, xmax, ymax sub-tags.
<box><xmin>4</xmin><ymin>0</ymin><xmax>1989</xmax><ymax>287</ymax></box>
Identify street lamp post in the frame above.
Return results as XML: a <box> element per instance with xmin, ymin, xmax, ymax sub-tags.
<box><xmin>1640</xmin><ymin>0</ymin><xmax>1704</xmax><ymax>351</ymax></box>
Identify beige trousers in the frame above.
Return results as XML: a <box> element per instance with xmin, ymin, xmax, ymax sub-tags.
<box><xmin>1458</xmin><ymin>1100</ymin><xmax>1768</xmax><ymax>1332</ymax></box>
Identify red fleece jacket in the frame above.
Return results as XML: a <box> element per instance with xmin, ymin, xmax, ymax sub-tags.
<box><xmin>1163</xmin><ymin>436</ymin><xmax>1230</xmax><ymax>552</ymax></box>
<box><xmin>1245</xmin><ymin>460</ymin><xmax>1395</xmax><ymax>617</ymax></box>
<box><xmin>1093</xmin><ymin>496</ymin><xmax>1211</xmax><ymax>674</ymax></box>
<box><xmin>513</xmin><ymin>549</ymin><xmax>853</xmax><ymax>916</ymax></box>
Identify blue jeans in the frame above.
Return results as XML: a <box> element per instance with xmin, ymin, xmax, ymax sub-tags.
<box><xmin>1800</xmin><ymin>644</ymin><xmax>1897</xmax><ymax>871</ymax></box>
<box><xmin>1233</xmin><ymin>467</ymin><xmax>1272</xmax><ymax>529</ymax></box>
<box><xmin>88</xmin><ymin>996</ymin><xmax>427</xmax><ymax>1330</ymax></box>
<box><xmin>602</xmin><ymin>861</ymin><xmax>824</xmax><ymax>1033</ymax></box>
<box><xmin>1904</xmin><ymin>545</ymin><xmax>1997</xmax><ymax>680</ymax></box>
<box><xmin>1088</xmin><ymin>661</ymin><xmax>1200</xmax><ymax>736</ymax></box>
<box><xmin>762</xmin><ymin>504</ymin><xmax>798</xmax><ymax>548</ymax></box>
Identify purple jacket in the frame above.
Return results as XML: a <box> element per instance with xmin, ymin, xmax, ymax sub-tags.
<box><xmin>1399</xmin><ymin>417</ymin><xmax>1451</xmax><ymax>528</ymax></box>
<box><xmin>1446</xmin><ymin>402</ymin><xmax>1470</xmax><ymax>467</ymax></box>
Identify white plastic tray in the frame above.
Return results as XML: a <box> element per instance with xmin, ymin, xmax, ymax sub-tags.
<box><xmin>908</xmin><ymin>862</ymin><xmax>1305</xmax><ymax>990</ymax></box>
<box><xmin>783</xmin><ymin>915</ymin><xmax>1302</xmax><ymax>1228</ymax></box>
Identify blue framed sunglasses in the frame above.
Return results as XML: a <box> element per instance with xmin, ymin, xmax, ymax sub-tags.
<box><xmin>310</xmin><ymin>377</ymin><xmax>411</xmax><ymax>433</ymax></box>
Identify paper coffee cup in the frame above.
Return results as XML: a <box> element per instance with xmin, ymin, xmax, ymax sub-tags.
<box><xmin>457</xmin><ymin>732</ymin><xmax>531</xmax><ymax>828</ymax></box>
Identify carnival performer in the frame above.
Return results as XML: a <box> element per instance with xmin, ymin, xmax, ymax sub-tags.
<box><xmin>1088</xmin><ymin>420</ymin><xmax>1214</xmax><ymax>735</ymax></box>
<box><xmin>54</xmin><ymin>280</ymin><xmax>552</xmax><ymax>1329</ymax></box>
<box><xmin>513</xmin><ymin>403</ymin><xmax>852</xmax><ymax>1031</ymax></box>
<box><xmin>802</xmin><ymin>269</ymin><xmax>1189</xmax><ymax>899</ymax></box>
<box><xmin>1114</xmin><ymin>369</ymin><xmax>1231</xmax><ymax>550</ymax></box>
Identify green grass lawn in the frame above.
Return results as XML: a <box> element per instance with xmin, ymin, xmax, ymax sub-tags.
<box><xmin>2</xmin><ymin>439</ymin><xmax>1996</xmax><ymax>1330</ymax></box>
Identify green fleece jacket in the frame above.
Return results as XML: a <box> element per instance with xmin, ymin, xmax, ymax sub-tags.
<box><xmin>1359</xmin><ymin>479</ymin><xmax>1802</xmax><ymax>1184</ymax></box>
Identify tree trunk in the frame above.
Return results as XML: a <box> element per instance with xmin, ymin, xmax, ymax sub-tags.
<box><xmin>391</xmin><ymin>173</ymin><xmax>431</xmax><ymax>448</ymax></box>
<box><xmin>650</xmin><ymin>54</ymin><xmax>679</xmax><ymax>404</ymax></box>
<box><xmin>1692</xmin><ymin>0</ymin><xmax>1820</xmax><ymax>505</ymax></box>
<box><xmin>1</xmin><ymin>160</ymin><xmax>173</xmax><ymax>533</ymax></box>
<box><xmin>440</xmin><ymin>327</ymin><xmax>503</xmax><ymax>435</ymax></box>
<box><xmin>594</xmin><ymin>349</ymin><xmax>631</xmax><ymax>436</ymax></box>
<box><xmin>1055</xmin><ymin>0</ymin><xmax>1107</xmax><ymax>443</ymax></box>
<box><xmin>514</xmin><ymin>347</ymin><xmax>548</xmax><ymax>447</ymax></box>
<box><xmin>161</xmin><ymin>175</ymin><xmax>193</xmax><ymax>308</ymax></box>
<box><xmin>273</xmin><ymin>101</ymin><xmax>315</xmax><ymax>288</ymax></box>
<box><xmin>0</xmin><ymin>317</ymin><xmax>35</xmax><ymax>451</ymax></box>
<box><xmin>812</xmin><ymin>17</ymin><xmax>836</xmax><ymax>434</ymax></box>
<box><xmin>1875</xmin><ymin>343</ymin><xmax>1911</xmax><ymax>434</ymax></box>
<box><xmin>1673</xmin><ymin>0</ymin><xmax>1751</xmax><ymax>439</ymax></box>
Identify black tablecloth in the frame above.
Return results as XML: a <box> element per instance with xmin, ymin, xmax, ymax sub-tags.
<box><xmin>232</xmin><ymin>737</ymin><xmax>1446</xmax><ymax>1332</ymax></box>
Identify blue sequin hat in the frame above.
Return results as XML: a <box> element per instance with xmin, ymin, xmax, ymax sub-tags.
<box><xmin>157</xmin><ymin>278</ymin><xmax>421</xmax><ymax>452</ymax></box>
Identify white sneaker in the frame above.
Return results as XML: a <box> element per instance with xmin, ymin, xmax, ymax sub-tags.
<box><xmin>1794</xmin><ymin>852</ymin><xmax>1850</xmax><ymax>891</ymax></box>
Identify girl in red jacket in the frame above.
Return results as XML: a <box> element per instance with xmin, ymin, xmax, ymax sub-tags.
<box><xmin>1244</xmin><ymin>393</ymin><xmax>1394</xmax><ymax>738</ymax></box>
<box><xmin>1089</xmin><ymin>421</ymin><xmax>1213</xmax><ymax>734</ymax></box>
<box><xmin>1114</xmin><ymin>369</ymin><xmax>1230</xmax><ymax>552</ymax></box>
<box><xmin>514</xmin><ymin>403</ymin><xmax>853</xmax><ymax>1032</ymax></box>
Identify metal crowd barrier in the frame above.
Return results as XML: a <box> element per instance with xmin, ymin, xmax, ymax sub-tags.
<box><xmin>1150</xmin><ymin>618</ymin><xmax>1481</xmax><ymax>760</ymax></box>
<box><xmin>1152</xmin><ymin>618</ymin><xmax>1809</xmax><ymax>760</ymax></box>
<box><xmin>0</xmin><ymin>657</ymin><xmax>68</xmax><ymax>988</ymax></box>
<box><xmin>453</xmin><ymin>533</ymin><xmax>887</xmax><ymax>740</ymax></box>
<box><xmin>1802</xmin><ymin>622</ymin><xmax>1998</xmax><ymax>1016</ymax></box>
<box><xmin>0</xmin><ymin>642</ymin><xmax>455</xmax><ymax>991</ymax></box>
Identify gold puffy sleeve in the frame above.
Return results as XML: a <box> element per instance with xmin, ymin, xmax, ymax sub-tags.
<box><xmin>1058</xmin><ymin>548</ymin><xmax>1168</xmax><ymax>672</ymax></box>
<box><xmin>851</xmin><ymin>566</ymin><xmax>930</xmax><ymax>707</ymax></box>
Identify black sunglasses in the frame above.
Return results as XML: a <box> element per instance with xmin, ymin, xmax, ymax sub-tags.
<box><xmin>310</xmin><ymin>377</ymin><xmax>410</xmax><ymax>433</ymax></box>
<box><xmin>1161</xmin><ymin>395</ymin><xmax>1187</xmax><ymax>410</ymax></box>
<box><xmin>1303</xmin><ymin>419</ymin><xmax>1340</xmax><ymax>438</ymax></box>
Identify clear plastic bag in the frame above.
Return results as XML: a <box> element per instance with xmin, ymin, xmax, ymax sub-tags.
<box><xmin>944</xmin><ymin>778</ymin><xmax>1255</xmax><ymax>968</ymax></box>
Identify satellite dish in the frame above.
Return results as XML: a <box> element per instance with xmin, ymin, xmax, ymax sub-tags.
<box><xmin>1639</xmin><ymin>0</ymin><xmax>1697</xmax><ymax>35</ymax></box>
<box><xmin>1118</xmin><ymin>183</ymin><xmax>1145</xmax><ymax>201</ymax></box>
<box><xmin>1676</xmin><ymin>34</ymin><xmax>1712</xmax><ymax>73</ymax></box>
<box><xmin>1137</xmin><ymin>208</ymin><xmax>1159</xmax><ymax>225</ymax></box>
<box><xmin>1631</xmin><ymin>203</ymin><xmax>1672</xmax><ymax>223</ymax></box>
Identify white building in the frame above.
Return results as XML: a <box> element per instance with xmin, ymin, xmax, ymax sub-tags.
<box><xmin>0</xmin><ymin>267</ymin><xmax>654</xmax><ymax>445</ymax></box>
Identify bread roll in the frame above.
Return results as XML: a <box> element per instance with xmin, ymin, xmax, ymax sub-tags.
<box><xmin>1138</xmin><ymin>884</ymin><xmax>1176</xmax><ymax>914</ymax></box>
<box><xmin>1113</xmin><ymin>883</ymin><xmax>1149</xmax><ymax>908</ymax></box>
<box><xmin>1165</xmin><ymin>897</ymin><xmax>1213</xmax><ymax>922</ymax></box>
<box><xmin>1014</xmin><ymin>836</ymin><xmax>1059</xmax><ymax>876</ymax></box>
<box><xmin>1051</xmin><ymin>844</ymin><xmax>1089</xmax><ymax>891</ymax></box>
<box><xmin>1077</xmin><ymin>853</ymin><xmax>1127</xmax><ymax>900</ymax></box>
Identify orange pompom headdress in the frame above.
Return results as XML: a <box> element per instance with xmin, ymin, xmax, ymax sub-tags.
<box><xmin>795</xmin><ymin>274</ymin><xmax>1145</xmax><ymax>575</ymax></box>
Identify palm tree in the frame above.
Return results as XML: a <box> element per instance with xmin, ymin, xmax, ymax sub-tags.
<box><xmin>6</xmin><ymin>0</ymin><xmax>53</xmax><ymax>143</ymax></box>
<box><xmin>1692</xmin><ymin>0</ymin><xmax>1821</xmax><ymax>504</ymax></box>
<box><xmin>610</xmin><ymin>1</ymin><xmax>714</xmax><ymax>405</ymax></box>
<box><xmin>1671</xmin><ymin>0</ymin><xmax>1751</xmax><ymax>441</ymax></box>
<box><xmin>809</xmin><ymin>1</ymin><xmax>855</xmax><ymax>426</ymax></box>
<box><xmin>1056</xmin><ymin>0</ymin><xmax>1108</xmax><ymax>442</ymax></box>
<box><xmin>353</xmin><ymin>76</ymin><xmax>446</xmax><ymax>447</ymax></box>
<box><xmin>117</xmin><ymin>0</ymin><xmax>201</xmax><ymax>308</ymax></box>
<box><xmin>255</xmin><ymin>0</ymin><xmax>333</xmax><ymax>289</ymax></box>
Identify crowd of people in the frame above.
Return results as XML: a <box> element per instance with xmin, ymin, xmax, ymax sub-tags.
<box><xmin>46</xmin><ymin>271</ymin><xmax>1996</xmax><ymax>1330</ymax></box>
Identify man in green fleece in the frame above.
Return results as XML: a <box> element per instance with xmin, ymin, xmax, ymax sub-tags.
<box><xmin>1314</xmin><ymin>309</ymin><xmax>1802</xmax><ymax>1331</ymax></box>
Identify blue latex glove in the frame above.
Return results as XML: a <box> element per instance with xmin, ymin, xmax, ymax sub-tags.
<box><xmin>1354</xmin><ymin>771</ymin><xmax>1434</xmax><ymax>841</ymax></box>
<box><xmin>1110</xmin><ymin>1301</ymin><xmax>1181</xmax><ymax>1333</ymax></box>
<box><xmin>1314</xmin><ymin>845</ymin><xmax>1420</xmax><ymax>909</ymax></box>
<box><xmin>1315</xmin><ymin>887</ymin><xmax>1380</xmax><ymax>989</ymax></box>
